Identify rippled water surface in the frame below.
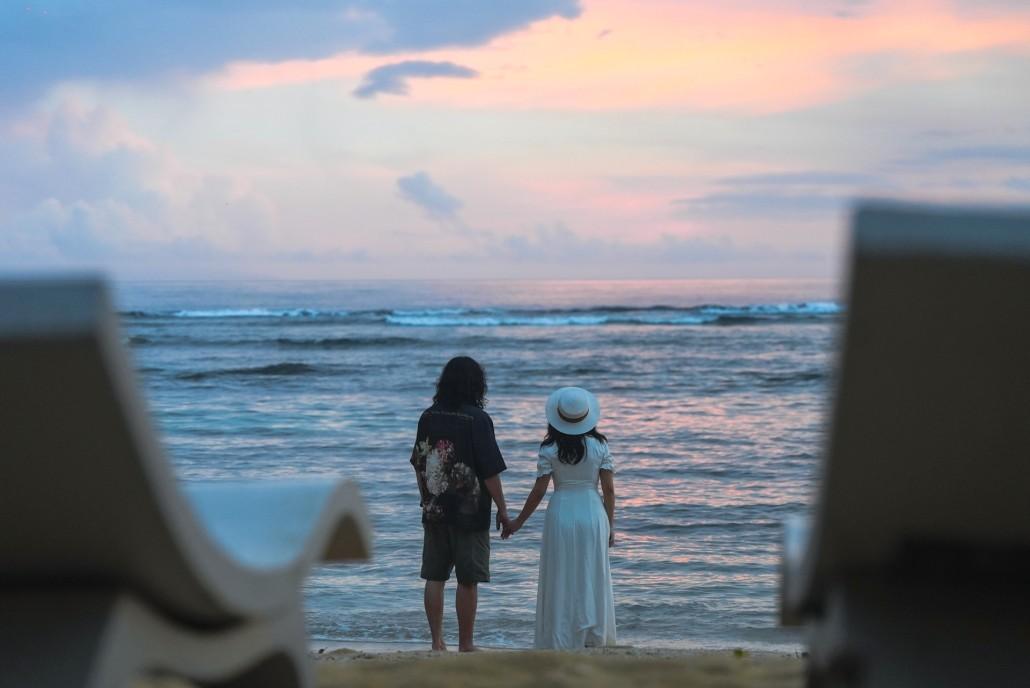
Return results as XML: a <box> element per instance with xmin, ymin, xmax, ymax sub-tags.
<box><xmin>117</xmin><ymin>279</ymin><xmax>838</xmax><ymax>651</ymax></box>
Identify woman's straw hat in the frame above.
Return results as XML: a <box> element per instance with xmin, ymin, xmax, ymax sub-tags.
<box><xmin>545</xmin><ymin>386</ymin><xmax>600</xmax><ymax>435</ymax></box>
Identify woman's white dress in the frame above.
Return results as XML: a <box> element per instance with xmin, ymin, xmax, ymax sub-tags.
<box><xmin>534</xmin><ymin>436</ymin><xmax>616</xmax><ymax>649</ymax></box>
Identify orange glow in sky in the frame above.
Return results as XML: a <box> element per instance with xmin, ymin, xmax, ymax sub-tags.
<box><xmin>212</xmin><ymin>0</ymin><xmax>1030</xmax><ymax>113</ymax></box>
<box><xmin>4</xmin><ymin>0</ymin><xmax>1030</xmax><ymax>278</ymax></box>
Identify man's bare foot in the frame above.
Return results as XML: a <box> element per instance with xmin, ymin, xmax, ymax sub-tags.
<box><xmin>432</xmin><ymin>642</ymin><xmax>449</xmax><ymax>652</ymax></box>
<box><xmin>458</xmin><ymin>645</ymin><xmax>480</xmax><ymax>652</ymax></box>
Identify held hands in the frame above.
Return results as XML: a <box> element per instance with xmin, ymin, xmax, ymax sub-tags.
<box><xmin>500</xmin><ymin>513</ymin><xmax>522</xmax><ymax>540</ymax></box>
<box><xmin>494</xmin><ymin>507</ymin><xmax>522</xmax><ymax>539</ymax></box>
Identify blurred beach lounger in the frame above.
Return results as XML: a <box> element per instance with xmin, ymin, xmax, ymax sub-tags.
<box><xmin>781</xmin><ymin>202</ymin><xmax>1030</xmax><ymax>687</ymax></box>
<box><xmin>0</xmin><ymin>278</ymin><xmax>372</xmax><ymax>688</ymax></box>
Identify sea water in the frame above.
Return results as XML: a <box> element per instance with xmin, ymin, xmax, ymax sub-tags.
<box><xmin>116</xmin><ymin>279</ymin><xmax>838</xmax><ymax>651</ymax></box>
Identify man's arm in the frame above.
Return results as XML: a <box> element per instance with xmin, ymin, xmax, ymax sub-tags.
<box><xmin>472</xmin><ymin>412</ymin><xmax>508</xmax><ymax>531</ymax></box>
<box><xmin>413</xmin><ymin>463</ymin><xmax>429</xmax><ymax>506</ymax></box>
<box><xmin>483</xmin><ymin>475</ymin><xmax>509</xmax><ymax>531</ymax></box>
<box><xmin>410</xmin><ymin>437</ymin><xmax>430</xmax><ymax>507</ymax></box>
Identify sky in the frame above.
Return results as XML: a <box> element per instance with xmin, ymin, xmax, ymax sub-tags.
<box><xmin>2</xmin><ymin>0</ymin><xmax>1029</xmax><ymax>279</ymax></box>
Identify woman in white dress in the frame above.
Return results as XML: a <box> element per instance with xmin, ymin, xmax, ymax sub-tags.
<box><xmin>504</xmin><ymin>386</ymin><xmax>616</xmax><ymax>649</ymax></box>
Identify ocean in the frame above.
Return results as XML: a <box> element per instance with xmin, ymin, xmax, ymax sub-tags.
<box><xmin>116</xmin><ymin>279</ymin><xmax>839</xmax><ymax>652</ymax></box>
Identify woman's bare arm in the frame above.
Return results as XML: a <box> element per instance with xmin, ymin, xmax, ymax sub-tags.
<box><xmin>600</xmin><ymin>468</ymin><xmax>615</xmax><ymax>546</ymax></box>
<box><xmin>504</xmin><ymin>475</ymin><xmax>551</xmax><ymax>539</ymax></box>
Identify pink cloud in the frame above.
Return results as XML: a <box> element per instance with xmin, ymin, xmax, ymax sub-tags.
<box><xmin>204</xmin><ymin>0</ymin><xmax>1030</xmax><ymax>113</ymax></box>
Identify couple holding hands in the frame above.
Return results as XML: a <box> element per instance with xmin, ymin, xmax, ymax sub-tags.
<box><xmin>410</xmin><ymin>356</ymin><xmax>617</xmax><ymax>651</ymax></box>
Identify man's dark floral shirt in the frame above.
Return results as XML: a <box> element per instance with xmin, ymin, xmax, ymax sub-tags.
<box><xmin>410</xmin><ymin>404</ymin><xmax>506</xmax><ymax>531</ymax></box>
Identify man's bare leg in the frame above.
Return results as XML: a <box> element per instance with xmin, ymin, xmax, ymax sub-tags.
<box><xmin>456</xmin><ymin>581</ymin><xmax>479</xmax><ymax>652</ymax></box>
<box><xmin>424</xmin><ymin>580</ymin><xmax>447</xmax><ymax>651</ymax></box>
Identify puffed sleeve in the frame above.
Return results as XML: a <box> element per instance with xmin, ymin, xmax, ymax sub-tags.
<box><xmin>599</xmin><ymin>441</ymin><xmax>614</xmax><ymax>473</ymax></box>
<box><xmin>536</xmin><ymin>446</ymin><xmax>554</xmax><ymax>478</ymax></box>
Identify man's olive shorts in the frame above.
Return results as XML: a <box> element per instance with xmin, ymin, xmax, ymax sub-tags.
<box><xmin>421</xmin><ymin>522</ymin><xmax>490</xmax><ymax>584</ymax></box>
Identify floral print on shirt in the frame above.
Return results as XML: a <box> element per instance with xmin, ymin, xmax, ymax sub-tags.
<box><xmin>413</xmin><ymin>437</ymin><xmax>481</xmax><ymax>523</ymax></box>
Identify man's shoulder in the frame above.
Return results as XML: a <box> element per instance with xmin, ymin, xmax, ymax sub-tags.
<box><xmin>420</xmin><ymin>404</ymin><xmax>478</xmax><ymax>423</ymax></box>
<box><xmin>461</xmin><ymin>405</ymin><xmax>492</xmax><ymax>422</ymax></box>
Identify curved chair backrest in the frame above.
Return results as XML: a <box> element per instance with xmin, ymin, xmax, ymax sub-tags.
<box><xmin>0</xmin><ymin>278</ymin><xmax>369</xmax><ymax>628</ymax></box>
<box><xmin>796</xmin><ymin>202</ymin><xmax>1030</xmax><ymax>612</ymax></box>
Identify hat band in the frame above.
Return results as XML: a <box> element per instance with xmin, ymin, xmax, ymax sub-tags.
<box><xmin>557</xmin><ymin>406</ymin><xmax>589</xmax><ymax>423</ymax></box>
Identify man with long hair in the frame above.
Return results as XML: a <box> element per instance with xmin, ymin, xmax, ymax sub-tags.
<box><xmin>410</xmin><ymin>356</ymin><xmax>509</xmax><ymax>652</ymax></box>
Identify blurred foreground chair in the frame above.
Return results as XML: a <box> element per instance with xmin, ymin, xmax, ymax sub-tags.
<box><xmin>781</xmin><ymin>202</ymin><xmax>1030</xmax><ymax>686</ymax></box>
<box><xmin>0</xmin><ymin>278</ymin><xmax>372</xmax><ymax>688</ymax></box>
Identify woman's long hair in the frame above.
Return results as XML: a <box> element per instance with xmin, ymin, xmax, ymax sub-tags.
<box><xmin>433</xmin><ymin>356</ymin><xmax>488</xmax><ymax>409</ymax></box>
<box><xmin>541</xmin><ymin>424</ymin><xmax>607</xmax><ymax>465</ymax></box>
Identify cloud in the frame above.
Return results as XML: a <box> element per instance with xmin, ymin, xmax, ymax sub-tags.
<box><xmin>195</xmin><ymin>1</ymin><xmax>1030</xmax><ymax>111</ymax></box>
<box><xmin>906</xmin><ymin>145</ymin><xmax>1030</xmax><ymax>165</ymax></box>
<box><xmin>498</xmin><ymin>224</ymin><xmax>749</xmax><ymax>263</ymax></box>
<box><xmin>674</xmin><ymin>192</ymin><xmax>847</xmax><ymax>219</ymax></box>
<box><xmin>1006</xmin><ymin>177</ymin><xmax>1030</xmax><ymax>192</ymax></box>
<box><xmin>824</xmin><ymin>0</ymin><xmax>875</xmax><ymax>19</ymax></box>
<box><xmin>0</xmin><ymin>95</ymin><xmax>294</xmax><ymax>276</ymax></box>
<box><xmin>951</xmin><ymin>0</ymin><xmax>1030</xmax><ymax>11</ymax></box>
<box><xmin>4</xmin><ymin>1</ymin><xmax>581</xmax><ymax>99</ymax></box>
<box><xmin>480</xmin><ymin>222</ymin><xmax>829</xmax><ymax>277</ymax></box>
<box><xmin>387</xmin><ymin>176</ymin><xmax>810</xmax><ymax>269</ymax></box>
<box><xmin>350</xmin><ymin>0</ymin><xmax>581</xmax><ymax>52</ymax></box>
<box><xmin>353</xmin><ymin>60</ymin><xmax>478</xmax><ymax>98</ymax></box>
<box><xmin>396</xmin><ymin>172</ymin><xmax>464</xmax><ymax>221</ymax></box>
<box><xmin>674</xmin><ymin>169</ymin><xmax>882</xmax><ymax>219</ymax></box>
<box><xmin>716</xmin><ymin>171</ymin><xmax>879</xmax><ymax>187</ymax></box>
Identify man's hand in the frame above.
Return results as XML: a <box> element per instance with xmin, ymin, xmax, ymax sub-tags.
<box><xmin>495</xmin><ymin>510</ymin><xmax>510</xmax><ymax>533</ymax></box>
<box><xmin>501</xmin><ymin>516</ymin><xmax>521</xmax><ymax>540</ymax></box>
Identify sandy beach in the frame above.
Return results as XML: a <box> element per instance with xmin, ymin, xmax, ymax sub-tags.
<box><xmin>309</xmin><ymin>647</ymin><xmax>805</xmax><ymax>688</ymax></box>
<box><xmin>134</xmin><ymin>646</ymin><xmax>804</xmax><ymax>688</ymax></box>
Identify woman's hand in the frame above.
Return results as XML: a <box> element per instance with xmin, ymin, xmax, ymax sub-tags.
<box><xmin>502</xmin><ymin>516</ymin><xmax>523</xmax><ymax>539</ymax></box>
<box><xmin>608</xmin><ymin>530</ymin><xmax>615</xmax><ymax>547</ymax></box>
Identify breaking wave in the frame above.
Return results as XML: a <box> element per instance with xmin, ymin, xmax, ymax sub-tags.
<box><xmin>122</xmin><ymin>301</ymin><xmax>841</xmax><ymax>327</ymax></box>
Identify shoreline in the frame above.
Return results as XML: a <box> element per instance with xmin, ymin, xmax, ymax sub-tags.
<box><xmin>310</xmin><ymin>646</ymin><xmax>805</xmax><ymax>687</ymax></box>
<box><xmin>308</xmin><ymin>638</ymin><xmax>805</xmax><ymax>656</ymax></box>
<box><xmin>310</xmin><ymin>644</ymin><xmax>805</xmax><ymax>660</ymax></box>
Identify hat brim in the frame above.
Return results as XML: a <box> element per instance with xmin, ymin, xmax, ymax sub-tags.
<box><xmin>545</xmin><ymin>387</ymin><xmax>601</xmax><ymax>436</ymax></box>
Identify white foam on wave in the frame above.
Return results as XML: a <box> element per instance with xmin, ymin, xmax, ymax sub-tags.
<box><xmin>385</xmin><ymin>314</ymin><xmax>610</xmax><ymax>327</ymax></box>
<box><xmin>161</xmin><ymin>301</ymin><xmax>840</xmax><ymax>324</ymax></box>
<box><xmin>390</xmin><ymin>307</ymin><xmax>484</xmax><ymax>317</ymax></box>
<box><xmin>171</xmin><ymin>308</ymin><xmax>343</xmax><ymax>318</ymax></box>
<box><xmin>384</xmin><ymin>303</ymin><xmax>840</xmax><ymax>327</ymax></box>
<box><xmin>699</xmin><ymin>301</ymin><xmax>841</xmax><ymax>316</ymax></box>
